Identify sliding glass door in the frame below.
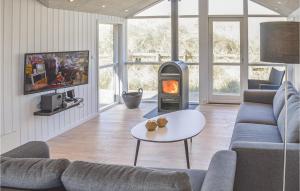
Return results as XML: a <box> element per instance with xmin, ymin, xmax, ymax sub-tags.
<box><xmin>209</xmin><ymin>18</ymin><xmax>243</xmax><ymax>103</ymax></box>
<box><xmin>98</xmin><ymin>24</ymin><xmax>119</xmax><ymax>110</ymax></box>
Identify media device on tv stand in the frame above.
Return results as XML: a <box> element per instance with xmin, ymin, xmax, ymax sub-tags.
<box><xmin>40</xmin><ymin>93</ymin><xmax>63</xmax><ymax>112</ymax></box>
<box><xmin>67</xmin><ymin>89</ymin><xmax>75</xmax><ymax>98</ymax></box>
<box><xmin>63</xmin><ymin>89</ymin><xmax>80</xmax><ymax>108</ymax></box>
<box><xmin>63</xmin><ymin>98</ymin><xmax>80</xmax><ymax>108</ymax></box>
<box><xmin>63</xmin><ymin>100</ymin><xmax>76</xmax><ymax>108</ymax></box>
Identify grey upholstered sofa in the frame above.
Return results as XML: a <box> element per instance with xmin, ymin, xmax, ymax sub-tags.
<box><xmin>0</xmin><ymin>141</ymin><xmax>237</xmax><ymax>191</ymax></box>
<box><xmin>1</xmin><ymin>82</ymin><xmax>299</xmax><ymax>191</ymax></box>
<box><xmin>231</xmin><ymin>81</ymin><xmax>300</xmax><ymax>191</ymax></box>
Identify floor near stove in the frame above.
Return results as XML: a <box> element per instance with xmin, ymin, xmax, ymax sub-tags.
<box><xmin>143</xmin><ymin>104</ymin><xmax>199</xmax><ymax>119</ymax></box>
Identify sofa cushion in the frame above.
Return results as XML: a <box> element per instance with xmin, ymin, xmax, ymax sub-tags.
<box><xmin>277</xmin><ymin>94</ymin><xmax>300</xmax><ymax>143</ymax></box>
<box><xmin>231</xmin><ymin>123</ymin><xmax>282</xmax><ymax>144</ymax></box>
<box><xmin>273</xmin><ymin>81</ymin><xmax>297</xmax><ymax>119</ymax></box>
<box><xmin>155</xmin><ymin>168</ymin><xmax>206</xmax><ymax>191</ymax></box>
<box><xmin>236</xmin><ymin>102</ymin><xmax>276</xmax><ymax>125</ymax></box>
<box><xmin>62</xmin><ymin>161</ymin><xmax>192</xmax><ymax>191</ymax></box>
<box><xmin>0</xmin><ymin>157</ymin><xmax>70</xmax><ymax>190</ymax></box>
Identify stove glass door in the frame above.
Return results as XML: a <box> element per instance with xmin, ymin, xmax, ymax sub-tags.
<box><xmin>162</xmin><ymin>80</ymin><xmax>179</xmax><ymax>95</ymax></box>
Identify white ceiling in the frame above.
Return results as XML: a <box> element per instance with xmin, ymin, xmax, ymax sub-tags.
<box><xmin>38</xmin><ymin>0</ymin><xmax>161</xmax><ymax>18</ymax></box>
<box><xmin>253</xmin><ymin>0</ymin><xmax>299</xmax><ymax>16</ymax></box>
<box><xmin>38</xmin><ymin>0</ymin><xmax>299</xmax><ymax>18</ymax></box>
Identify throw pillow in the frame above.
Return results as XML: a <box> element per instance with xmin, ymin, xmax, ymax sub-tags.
<box><xmin>273</xmin><ymin>81</ymin><xmax>297</xmax><ymax>119</ymax></box>
<box><xmin>277</xmin><ymin>94</ymin><xmax>300</xmax><ymax>143</ymax></box>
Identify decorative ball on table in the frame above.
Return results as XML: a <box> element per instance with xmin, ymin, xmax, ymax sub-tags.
<box><xmin>157</xmin><ymin>117</ymin><xmax>168</xmax><ymax>128</ymax></box>
<box><xmin>145</xmin><ymin>120</ymin><xmax>158</xmax><ymax>131</ymax></box>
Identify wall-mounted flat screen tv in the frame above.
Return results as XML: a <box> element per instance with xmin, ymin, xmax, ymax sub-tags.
<box><xmin>24</xmin><ymin>51</ymin><xmax>89</xmax><ymax>95</ymax></box>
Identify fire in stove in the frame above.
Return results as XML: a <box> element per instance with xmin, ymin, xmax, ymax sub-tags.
<box><xmin>162</xmin><ymin>80</ymin><xmax>179</xmax><ymax>94</ymax></box>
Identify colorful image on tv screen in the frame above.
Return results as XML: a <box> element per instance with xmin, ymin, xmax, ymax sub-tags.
<box><xmin>24</xmin><ymin>51</ymin><xmax>89</xmax><ymax>94</ymax></box>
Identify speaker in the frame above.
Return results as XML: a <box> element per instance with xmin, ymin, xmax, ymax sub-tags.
<box><xmin>67</xmin><ymin>90</ymin><xmax>75</xmax><ymax>99</ymax></box>
<box><xmin>41</xmin><ymin>93</ymin><xmax>63</xmax><ymax>112</ymax></box>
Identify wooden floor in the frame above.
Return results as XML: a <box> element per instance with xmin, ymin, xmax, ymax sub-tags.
<box><xmin>48</xmin><ymin>103</ymin><xmax>239</xmax><ymax>170</ymax></box>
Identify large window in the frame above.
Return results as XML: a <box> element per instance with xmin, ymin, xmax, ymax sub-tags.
<box><xmin>179</xmin><ymin>0</ymin><xmax>198</xmax><ymax>15</ymax></box>
<box><xmin>210</xmin><ymin>20</ymin><xmax>242</xmax><ymax>98</ymax></box>
<box><xmin>127</xmin><ymin>0</ymin><xmax>199</xmax><ymax>103</ymax></box>
<box><xmin>127</xmin><ymin>19</ymin><xmax>171</xmax><ymax>63</ymax></box>
<box><xmin>212</xmin><ymin>21</ymin><xmax>241</xmax><ymax>63</ymax></box>
<box><xmin>98</xmin><ymin>24</ymin><xmax>119</xmax><ymax>109</ymax></box>
<box><xmin>248</xmin><ymin>0</ymin><xmax>280</xmax><ymax>15</ymax></box>
<box><xmin>179</xmin><ymin>18</ymin><xmax>199</xmax><ymax>63</ymax></box>
<box><xmin>126</xmin><ymin>0</ymin><xmax>288</xmax><ymax>102</ymax></box>
<box><xmin>127</xmin><ymin>64</ymin><xmax>159</xmax><ymax>101</ymax></box>
<box><xmin>248</xmin><ymin>17</ymin><xmax>286</xmax><ymax>63</ymax></box>
<box><xmin>213</xmin><ymin>65</ymin><xmax>240</xmax><ymax>94</ymax></box>
<box><xmin>209</xmin><ymin>0</ymin><xmax>244</xmax><ymax>15</ymax></box>
<box><xmin>135</xmin><ymin>0</ymin><xmax>198</xmax><ymax>16</ymax></box>
<box><xmin>188</xmin><ymin>65</ymin><xmax>200</xmax><ymax>102</ymax></box>
<box><xmin>207</xmin><ymin>0</ymin><xmax>244</xmax><ymax>103</ymax></box>
<box><xmin>135</xmin><ymin>0</ymin><xmax>170</xmax><ymax>17</ymax></box>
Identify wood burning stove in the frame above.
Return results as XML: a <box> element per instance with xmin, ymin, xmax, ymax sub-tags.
<box><xmin>158</xmin><ymin>61</ymin><xmax>189</xmax><ymax>112</ymax></box>
<box><xmin>158</xmin><ymin>0</ymin><xmax>189</xmax><ymax>112</ymax></box>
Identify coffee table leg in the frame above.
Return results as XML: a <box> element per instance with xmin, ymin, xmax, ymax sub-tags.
<box><xmin>134</xmin><ymin>140</ymin><xmax>141</xmax><ymax>166</ymax></box>
<box><xmin>184</xmin><ymin>139</ymin><xmax>190</xmax><ymax>169</ymax></box>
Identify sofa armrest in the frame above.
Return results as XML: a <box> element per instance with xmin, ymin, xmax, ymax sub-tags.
<box><xmin>231</xmin><ymin>142</ymin><xmax>299</xmax><ymax>191</ymax></box>
<box><xmin>201</xmin><ymin>151</ymin><xmax>237</xmax><ymax>191</ymax></box>
<box><xmin>259</xmin><ymin>84</ymin><xmax>281</xmax><ymax>90</ymax></box>
<box><xmin>1</xmin><ymin>141</ymin><xmax>50</xmax><ymax>158</ymax></box>
<box><xmin>243</xmin><ymin>90</ymin><xmax>277</xmax><ymax>104</ymax></box>
<box><xmin>248</xmin><ymin>79</ymin><xmax>270</xmax><ymax>89</ymax></box>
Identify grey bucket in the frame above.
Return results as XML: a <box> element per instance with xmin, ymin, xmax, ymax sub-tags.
<box><xmin>122</xmin><ymin>88</ymin><xmax>143</xmax><ymax>109</ymax></box>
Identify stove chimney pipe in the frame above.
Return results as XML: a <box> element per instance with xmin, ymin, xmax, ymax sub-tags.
<box><xmin>171</xmin><ymin>0</ymin><xmax>179</xmax><ymax>61</ymax></box>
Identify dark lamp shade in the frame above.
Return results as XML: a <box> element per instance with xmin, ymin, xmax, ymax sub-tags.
<box><xmin>260</xmin><ymin>22</ymin><xmax>300</xmax><ymax>64</ymax></box>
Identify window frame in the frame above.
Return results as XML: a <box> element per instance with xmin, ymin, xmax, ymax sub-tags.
<box><xmin>97</xmin><ymin>23</ymin><xmax>122</xmax><ymax>111</ymax></box>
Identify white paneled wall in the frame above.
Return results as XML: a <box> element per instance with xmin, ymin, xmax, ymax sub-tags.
<box><xmin>0</xmin><ymin>0</ymin><xmax>125</xmax><ymax>153</ymax></box>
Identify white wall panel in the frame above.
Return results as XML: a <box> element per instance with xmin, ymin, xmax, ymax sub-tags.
<box><xmin>3</xmin><ymin>0</ymin><xmax>13</xmax><ymax>135</ymax></box>
<box><xmin>0</xmin><ymin>0</ymin><xmax>4</xmax><ymax>138</ymax></box>
<box><xmin>0</xmin><ymin>0</ymin><xmax>125</xmax><ymax>153</ymax></box>
<box><xmin>19</xmin><ymin>0</ymin><xmax>29</xmax><ymax>144</ymax></box>
<box><xmin>12</xmin><ymin>0</ymin><xmax>21</xmax><ymax>135</ymax></box>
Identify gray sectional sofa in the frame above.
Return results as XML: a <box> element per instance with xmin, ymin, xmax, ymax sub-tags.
<box><xmin>0</xmin><ymin>141</ymin><xmax>237</xmax><ymax>191</ymax></box>
<box><xmin>231</xmin><ymin>81</ymin><xmax>300</xmax><ymax>191</ymax></box>
<box><xmin>1</xmin><ymin>82</ymin><xmax>299</xmax><ymax>191</ymax></box>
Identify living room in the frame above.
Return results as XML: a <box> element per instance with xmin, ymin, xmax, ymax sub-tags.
<box><xmin>0</xmin><ymin>0</ymin><xmax>299</xmax><ymax>191</ymax></box>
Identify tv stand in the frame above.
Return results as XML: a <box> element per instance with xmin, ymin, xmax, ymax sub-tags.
<box><xmin>34</xmin><ymin>98</ymin><xmax>83</xmax><ymax>116</ymax></box>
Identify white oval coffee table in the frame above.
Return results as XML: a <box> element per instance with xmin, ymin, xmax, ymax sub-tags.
<box><xmin>131</xmin><ymin>110</ymin><xmax>206</xmax><ymax>169</ymax></box>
